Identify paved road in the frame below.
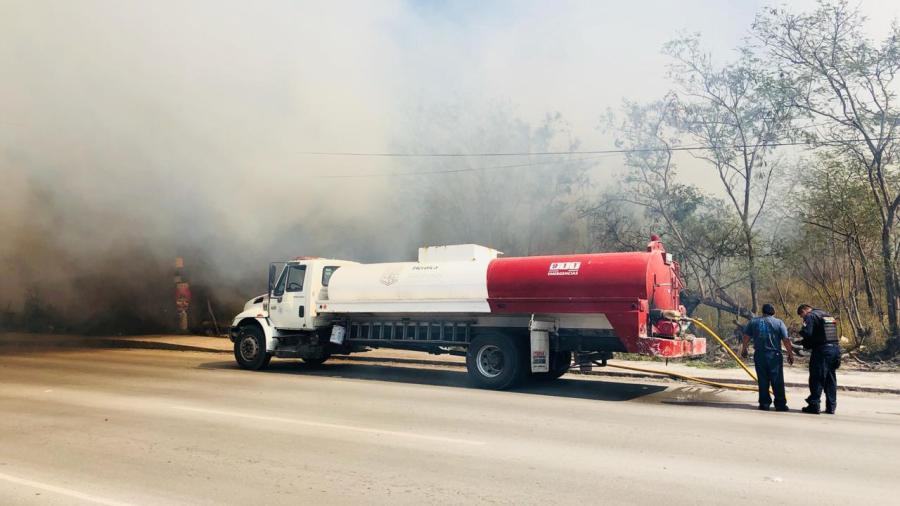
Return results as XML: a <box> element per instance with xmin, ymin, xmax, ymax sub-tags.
<box><xmin>1</xmin><ymin>348</ymin><xmax>898</xmax><ymax>505</ymax></box>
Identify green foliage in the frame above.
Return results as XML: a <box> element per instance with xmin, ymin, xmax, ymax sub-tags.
<box><xmin>796</xmin><ymin>155</ymin><xmax>881</xmax><ymax>245</ymax></box>
<box><xmin>663</xmin><ymin>31</ymin><xmax>795</xmax><ymax>314</ymax></box>
<box><xmin>752</xmin><ymin>0</ymin><xmax>900</xmax><ymax>349</ymax></box>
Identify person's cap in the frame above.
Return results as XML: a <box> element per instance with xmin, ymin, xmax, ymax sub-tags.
<box><xmin>762</xmin><ymin>303</ymin><xmax>775</xmax><ymax>316</ymax></box>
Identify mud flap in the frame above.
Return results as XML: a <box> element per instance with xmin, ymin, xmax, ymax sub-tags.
<box><xmin>529</xmin><ymin>317</ymin><xmax>556</xmax><ymax>373</ymax></box>
<box><xmin>330</xmin><ymin>325</ymin><xmax>346</xmax><ymax>345</ymax></box>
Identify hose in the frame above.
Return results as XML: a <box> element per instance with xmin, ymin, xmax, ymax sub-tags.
<box><xmin>688</xmin><ymin>317</ymin><xmax>759</xmax><ymax>383</ymax></box>
<box><xmin>586</xmin><ymin>317</ymin><xmax>763</xmax><ymax>393</ymax></box>
<box><xmin>604</xmin><ymin>362</ymin><xmax>759</xmax><ymax>392</ymax></box>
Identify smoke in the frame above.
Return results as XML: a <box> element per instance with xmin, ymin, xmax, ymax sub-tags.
<box><xmin>0</xmin><ymin>1</ymin><xmax>596</xmax><ymax>333</ymax></box>
<box><xmin>0</xmin><ymin>1</ymin><xmax>415</xmax><ymax>332</ymax></box>
<box><xmin>6</xmin><ymin>1</ymin><xmax>893</xmax><ymax>333</ymax></box>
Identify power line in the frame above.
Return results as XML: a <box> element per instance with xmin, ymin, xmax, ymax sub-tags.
<box><xmin>309</xmin><ymin>135</ymin><xmax>897</xmax><ymax>178</ymax></box>
<box><xmin>316</xmin><ymin>154</ymin><xmax>615</xmax><ymax>178</ymax></box>
<box><xmin>301</xmin><ymin>137</ymin><xmax>895</xmax><ymax>159</ymax></box>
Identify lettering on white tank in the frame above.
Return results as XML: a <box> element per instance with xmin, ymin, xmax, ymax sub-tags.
<box><xmin>380</xmin><ymin>268</ymin><xmax>401</xmax><ymax>286</ymax></box>
<box><xmin>548</xmin><ymin>262</ymin><xmax>581</xmax><ymax>276</ymax></box>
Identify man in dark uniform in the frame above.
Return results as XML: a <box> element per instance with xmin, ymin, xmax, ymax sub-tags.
<box><xmin>740</xmin><ymin>304</ymin><xmax>795</xmax><ymax>411</ymax></box>
<box><xmin>796</xmin><ymin>304</ymin><xmax>841</xmax><ymax>414</ymax></box>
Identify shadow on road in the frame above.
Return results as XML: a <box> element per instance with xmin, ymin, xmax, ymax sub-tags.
<box><xmin>0</xmin><ymin>333</ymin><xmax>221</xmax><ymax>354</ymax></box>
<box><xmin>199</xmin><ymin>359</ymin><xmax>667</xmax><ymax>402</ymax></box>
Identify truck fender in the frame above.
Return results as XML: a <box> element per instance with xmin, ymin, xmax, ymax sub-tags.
<box><xmin>231</xmin><ymin>316</ymin><xmax>277</xmax><ymax>352</ymax></box>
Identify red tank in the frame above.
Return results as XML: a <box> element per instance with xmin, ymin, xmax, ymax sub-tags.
<box><xmin>485</xmin><ymin>237</ymin><xmax>700</xmax><ymax>356</ymax></box>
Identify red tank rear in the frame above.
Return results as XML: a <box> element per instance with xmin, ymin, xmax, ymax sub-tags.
<box><xmin>486</xmin><ymin>237</ymin><xmax>703</xmax><ymax>356</ymax></box>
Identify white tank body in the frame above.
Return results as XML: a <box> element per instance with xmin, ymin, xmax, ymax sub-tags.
<box><xmin>321</xmin><ymin>260</ymin><xmax>491</xmax><ymax>313</ymax></box>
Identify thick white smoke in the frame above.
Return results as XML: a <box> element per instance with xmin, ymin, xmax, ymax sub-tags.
<box><xmin>2</xmin><ymin>1</ymin><xmax>897</xmax><ymax>332</ymax></box>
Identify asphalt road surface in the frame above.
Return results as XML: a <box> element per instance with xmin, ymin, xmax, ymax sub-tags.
<box><xmin>1</xmin><ymin>348</ymin><xmax>898</xmax><ymax>505</ymax></box>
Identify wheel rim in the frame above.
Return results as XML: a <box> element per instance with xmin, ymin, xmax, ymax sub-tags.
<box><xmin>240</xmin><ymin>335</ymin><xmax>259</xmax><ymax>362</ymax></box>
<box><xmin>476</xmin><ymin>344</ymin><xmax>504</xmax><ymax>378</ymax></box>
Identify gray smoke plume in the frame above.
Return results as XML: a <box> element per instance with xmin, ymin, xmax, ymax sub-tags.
<box><xmin>9</xmin><ymin>1</ymin><xmax>854</xmax><ymax>332</ymax></box>
<box><xmin>0</xmin><ymin>1</ymin><xmax>601</xmax><ymax>333</ymax></box>
<box><xmin>0</xmin><ymin>2</ymin><xmax>407</xmax><ymax>331</ymax></box>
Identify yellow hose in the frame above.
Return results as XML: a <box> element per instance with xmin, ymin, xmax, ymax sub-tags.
<box><xmin>604</xmin><ymin>362</ymin><xmax>759</xmax><ymax>392</ymax></box>
<box><xmin>586</xmin><ymin>317</ymin><xmax>765</xmax><ymax>394</ymax></box>
<box><xmin>688</xmin><ymin>318</ymin><xmax>759</xmax><ymax>383</ymax></box>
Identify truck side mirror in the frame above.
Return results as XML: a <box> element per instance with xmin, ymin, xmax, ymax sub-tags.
<box><xmin>268</xmin><ymin>264</ymin><xmax>276</xmax><ymax>295</ymax></box>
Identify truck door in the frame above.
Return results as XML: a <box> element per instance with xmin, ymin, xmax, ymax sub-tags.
<box><xmin>269</xmin><ymin>263</ymin><xmax>309</xmax><ymax>330</ymax></box>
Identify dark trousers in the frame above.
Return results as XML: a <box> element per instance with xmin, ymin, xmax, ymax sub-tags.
<box><xmin>807</xmin><ymin>344</ymin><xmax>840</xmax><ymax>411</ymax></box>
<box><xmin>754</xmin><ymin>350</ymin><xmax>787</xmax><ymax>409</ymax></box>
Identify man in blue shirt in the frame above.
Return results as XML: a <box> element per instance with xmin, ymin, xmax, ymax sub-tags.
<box><xmin>740</xmin><ymin>304</ymin><xmax>795</xmax><ymax>411</ymax></box>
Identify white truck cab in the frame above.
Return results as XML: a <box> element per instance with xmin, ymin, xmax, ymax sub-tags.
<box><xmin>230</xmin><ymin>258</ymin><xmax>358</xmax><ymax>368</ymax></box>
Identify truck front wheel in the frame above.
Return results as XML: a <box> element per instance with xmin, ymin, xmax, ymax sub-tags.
<box><xmin>466</xmin><ymin>334</ymin><xmax>525</xmax><ymax>390</ymax></box>
<box><xmin>234</xmin><ymin>325</ymin><xmax>271</xmax><ymax>370</ymax></box>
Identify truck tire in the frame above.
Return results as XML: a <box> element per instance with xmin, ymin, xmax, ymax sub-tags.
<box><xmin>234</xmin><ymin>325</ymin><xmax>271</xmax><ymax>370</ymax></box>
<box><xmin>466</xmin><ymin>333</ymin><xmax>525</xmax><ymax>390</ymax></box>
<box><xmin>301</xmin><ymin>353</ymin><xmax>330</xmax><ymax>367</ymax></box>
<box><xmin>531</xmin><ymin>351</ymin><xmax>572</xmax><ymax>381</ymax></box>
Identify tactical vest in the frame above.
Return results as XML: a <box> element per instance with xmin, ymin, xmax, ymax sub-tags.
<box><xmin>811</xmin><ymin>309</ymin><xmax>839</xmax><ymax>345</ymax></box>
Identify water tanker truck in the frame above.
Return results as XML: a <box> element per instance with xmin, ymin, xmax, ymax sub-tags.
<box><xmin>230</xmin><ymin>236</ymin><xmax>706</xmax><ymax>389</ymax></box>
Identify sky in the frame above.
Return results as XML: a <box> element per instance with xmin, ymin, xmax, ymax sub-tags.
<box><xmin>392</xmin><ymin>0</ymin><xmax>762</xmax><ymax>144</ymax></box>
<box><xmin>382</xmin><ymin>0</ymin><xmax>900</xmax><ymax>185</ymax></box>
<box><xmin>2</xmin><ymin>0</ymin><xmax>900</xmax><ymax>319</ymax></box>
<box><xmin>3</xmin><ymin>1</ymin><xmax>898</xmax><ymax>203</ymax></box>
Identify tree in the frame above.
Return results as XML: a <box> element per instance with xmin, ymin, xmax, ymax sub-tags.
<box><xmin>796</xmin><ymin>155</ymin><xmax>881</xmax><ymax>310</ymax></box>
<box><xmin>586</xmin><ymin>97</ymin><xmax>748</xmax><ymax>318</ymax></box>
<box><xmin>786</xmin><ymin>155</ymin><xmax>883</xmax><ymax>346</ymax></box>
<box><xmin>754</xmin><ymin>0</ymin><xmax>900</xmax><ymax>349</ymax></box>
<box><xmin>664</xmin><ymin>35</ymin><xmax>795</xmax><ymax>314</ymax></box>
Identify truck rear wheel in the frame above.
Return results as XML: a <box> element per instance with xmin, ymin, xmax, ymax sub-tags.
<box><xmin>234</xmin><ymin>325</ymin><xmax>271</xmax><ymax>370</ymax></box>
<box><xmin>466</xmin><ymin>334</ymin><xmax>525</xmax><ymax>390</ymax></box>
